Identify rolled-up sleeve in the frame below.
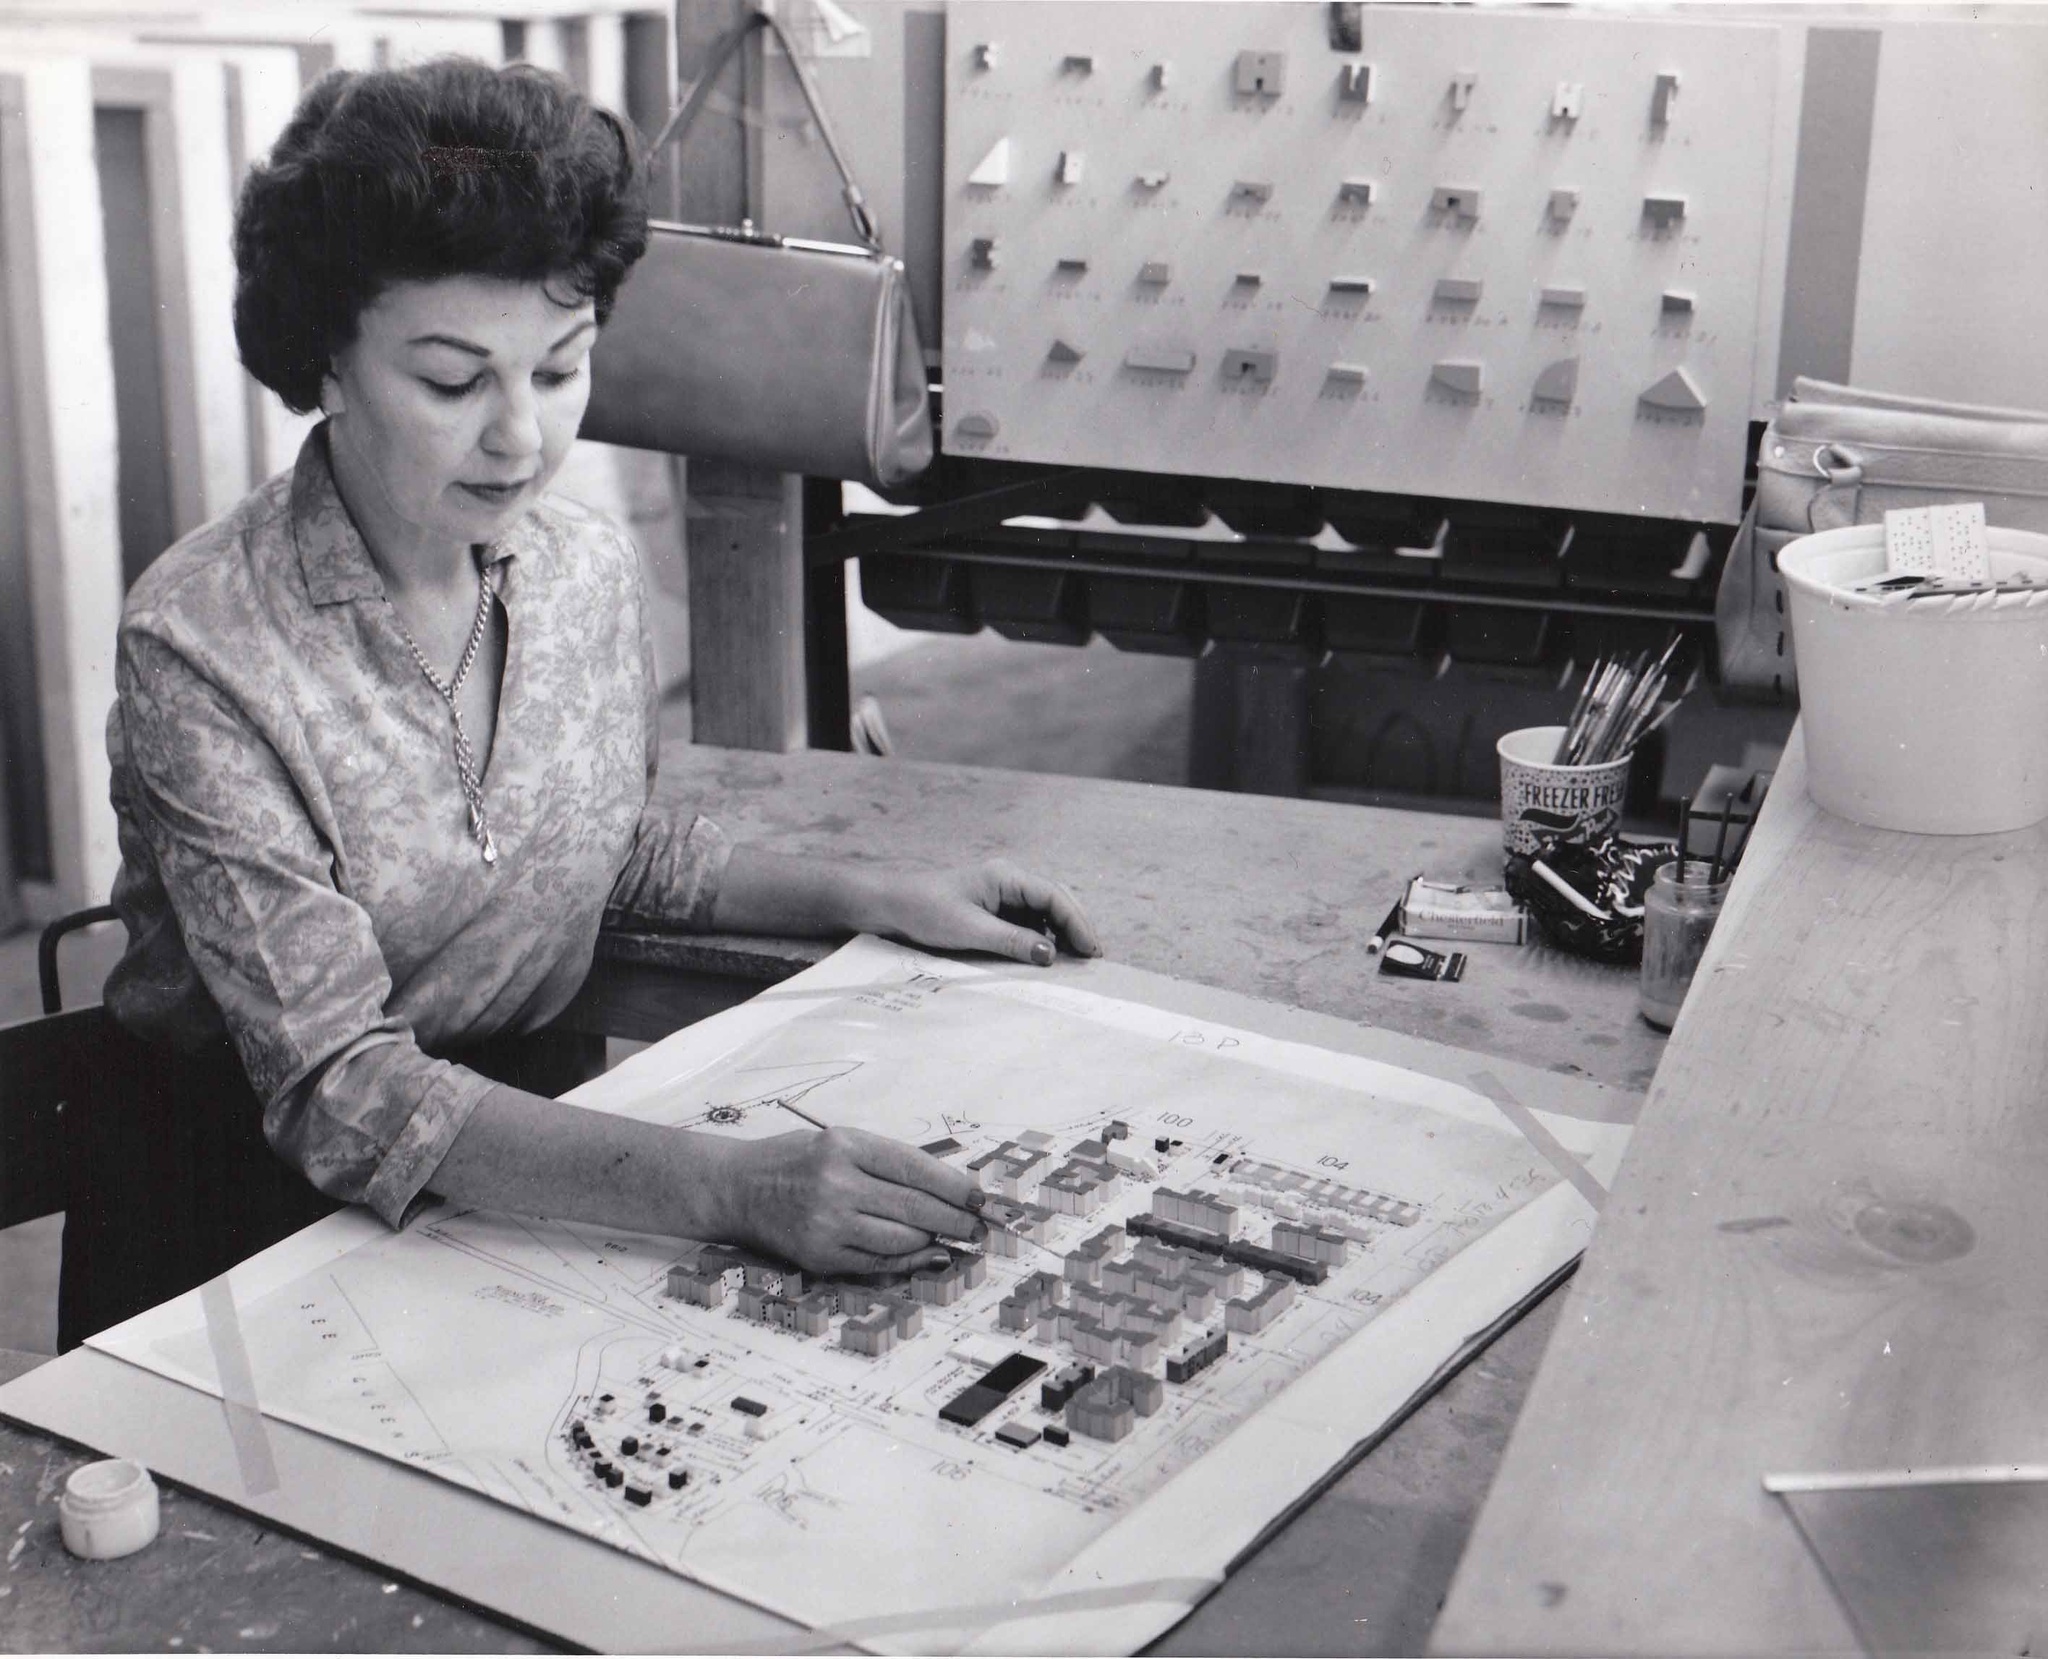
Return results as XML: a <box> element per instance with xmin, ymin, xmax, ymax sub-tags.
<box><xmin>600</xmin><ymin>551</ymin><xmax>732</xmax><ymax>933</ymax></box>
<box><xmin>603</xmin><ymin>809</ymin><xmax>731</xmax><ymax>932</ymax></box>
<box><xmin>118</xmin><ymin>628</ymin><xmax>491</xmax><ymax>1228</ymax></box>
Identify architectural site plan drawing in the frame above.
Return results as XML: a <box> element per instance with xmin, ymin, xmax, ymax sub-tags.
<box><xmin>91</xmin><ymin>937</ymin><xmax>1631</xmax><ymax>1654</ymax></box>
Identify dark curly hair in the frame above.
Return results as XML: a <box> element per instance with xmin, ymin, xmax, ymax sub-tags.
<box><xmin>234</xmin><ymin>58</ymin><xmax>649</xmax><ymax>414</ymax></box>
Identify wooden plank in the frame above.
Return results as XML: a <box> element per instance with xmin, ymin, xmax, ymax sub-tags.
<box><xmin>209</xmin><ymin>46</ymin><xmax>315</xmax><ymax>481</ymax></box>
<box><xmin>1432</xmin><ymin>721</ymin><xmax>2048</xmax><ymax>1655</ymax></box>
<box><xmin>133</xmin><ymin>19</ymin><xmax>338</xmax><ymax>87</ymax></box>
<box><xmin>622</xmin><ymin>9</ymin><xmax>676</xmax><ymax>211</ymax></box>
<box><xmin>0</xmin><ymin>721</ymin><xmax>18</xmax><ymax>931</ymax></box>
<box><xmin>586</xmin><ymin>8</ymin><xmax>627</xmax><ymax>113</ymax></box>
<box><xmin>94</xmin><ymin>58</ymin><xmax>250</xmax><ymax>538</ymax></box>
<box><xmin>514</xmin><ymin>13</ymin><xmax>571</xmax><ymax>75</ymax></box>
<box><xmin>0</xmin><ymin>71</ymin><xmax>37</xmax><ymax>918</ymax></box>
<box><xmin>91</xmin><ymin>97</ymin><xmax>178</xmax><ymax>586</ymax></box>
<box><xmin>675</xmin><ymin>0</ymin><xmax>809</xmax><ymax>753</ymax></box>
<box><xmin>684</xmin><ymin>460</ymin><xmax>808</xmax><ymax>749</ymax></box>
<box><xmin>631</xmin><ymin>742</ymin><xmax>1670</xmax><ymax>1095</ymax></box>
<box><xmin>0</xmin><ymin>59</ymin><xmax>125</xmax><ymax>906</ymax></box>
<box><xmin>61</xmin><ymin>29</ymin><xmax>330</xmax><ymax>479</ymax></box>
<box><xmin>673</xmin><ymin>0</ymin><xmax>748</xmax><ymax>222</ymax></box>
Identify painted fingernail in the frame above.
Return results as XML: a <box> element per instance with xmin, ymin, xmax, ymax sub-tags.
<box><xmin>925</xmin><ymin>1251</ymin><xmax>950</xmax><ymax>1269</ymax></box>
<box><xmin>1032</xmin><ymin>939</ymin><xmax>1054</xmax><ymax>965</ymax></box>
<box><xmin>964</xmin><ymin>1189</ymin><xmax>987</xmax><ymax>1213</ymax></box>
<box><xmin>969</xmin><ymin>1220</ymin><xmax>989</xmax><ymax>1244</ymax></box>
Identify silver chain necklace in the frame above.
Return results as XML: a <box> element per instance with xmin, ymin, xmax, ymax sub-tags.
<box><xmin>389</xmin><ymin>559</ymin><xmax>500</xmax><ymax>866</ymax></box>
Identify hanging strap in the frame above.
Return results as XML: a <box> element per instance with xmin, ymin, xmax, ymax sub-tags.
<box><xmin>648</xmin><ymin>7</ymin><xmax>878</xmax><ymax>248</ymax></box>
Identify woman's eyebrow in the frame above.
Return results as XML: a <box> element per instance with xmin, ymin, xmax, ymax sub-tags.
<box><xmin>406</xmin><ymin>317</ymin><xmax>596</xmax><ymax>356</ymax></box>
<box><xmin>407</xmin><ymin>332</ymin><xmax>489</xmax><ymax>356</ymax></box>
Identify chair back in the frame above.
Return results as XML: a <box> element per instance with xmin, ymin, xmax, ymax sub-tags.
<box><xmin>0</xmin><ymin>1005</ymin><xmax>105</xmax><ymax>1231</ymax></box>
<box><xmin>1</xmin><ymin>1006</ymin><xmax>337</xmax><ymax>1350</ymax></box>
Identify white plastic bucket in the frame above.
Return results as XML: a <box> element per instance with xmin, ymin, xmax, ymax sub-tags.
<box><xmin>1778</xmin><ymin>524</ymin><xmax>2048</xmax><ymax>834</ymax></box>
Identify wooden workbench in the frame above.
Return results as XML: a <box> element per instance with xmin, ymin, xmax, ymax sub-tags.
<box><xmin>0</xmin><ymin>746</ymin><xmax>1663</xmax><ymax>1654</ymax></box>
<box><xmin>1433</xmin><ymin>724</ymin><xmax>2048</xmax><ymax>1653</ymax></box>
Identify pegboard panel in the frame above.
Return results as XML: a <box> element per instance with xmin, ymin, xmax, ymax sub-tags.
<box><xmin>943</xmin><ymin>2</ymin><xmax>1783</xmax><ymax>522</ymax></box>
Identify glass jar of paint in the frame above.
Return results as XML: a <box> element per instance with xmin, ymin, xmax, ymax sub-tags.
<box><xmin>1638</xmin><ymin>860</ymin><xmax>1730</xmax><ymax>1030</ymax></box>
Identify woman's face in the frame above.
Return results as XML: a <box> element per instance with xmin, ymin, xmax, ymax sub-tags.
<box><xmin>322</xmin><ymin>275</ymin><xmax>596</xmax><ymax>563</ymax></box>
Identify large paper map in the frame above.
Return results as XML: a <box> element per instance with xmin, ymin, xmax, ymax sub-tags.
<box><xmin>92</xmin><ymin>938</ymin><xmax>1629</xmax><ymax>1654</ymax></box>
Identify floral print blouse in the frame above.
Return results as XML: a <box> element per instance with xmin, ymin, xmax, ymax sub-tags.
<box><xmin>104</xmin><ymin>427</ymin><xmax>729</xmax><ymax>1228</ymax></box>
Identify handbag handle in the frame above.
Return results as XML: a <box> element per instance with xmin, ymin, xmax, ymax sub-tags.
<box><xmin>647</xmin><ymin>8</ymin><xmax>878</xmax><ymax>249</ymax></box>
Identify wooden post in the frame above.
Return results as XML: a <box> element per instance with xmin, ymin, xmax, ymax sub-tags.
<box><xmin>1190</xmin><ymin>649</ymin><xmax>1314</xmax><ymax>797</ymax></box>
<box><xmin>686</xmin><ymin>462</ymin><xmax>808</xmax><ymax>748</ymax></box>
<box><xmin>586</xmin><ymin>10</ymin><xmax>629</xmax><ymax>113</ymax></box>
<box><xmin>0</xmin><ymin>58</ymin><xmax>125</xmax><ymax>907</ymax></box>
<box><xmin>675</xmin><ymin>0</ymin><xmax>809</xmax><ymax>752</ymax></box>
<box><xmin>622</xmin><ymin>9</ymin><xmax>678</xmax><ymax>215</ymax></box>
<box><xmin>803</xmin><ymin>477</ymin><xmax>851</xmax><ymax>752</ymax></box>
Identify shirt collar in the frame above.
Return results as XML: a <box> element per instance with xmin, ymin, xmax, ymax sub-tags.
<box><xmin>293</xmin><ymin>423</ymin><xmax>528</xmax><ymax>608</ymax></box>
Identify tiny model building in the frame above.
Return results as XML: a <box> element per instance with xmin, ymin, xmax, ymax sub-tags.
<box><xmin>653</xmin><ymin>1127</ymin><xmax>1426</xmax><ymax>1460</ymax></box>
<box><xmin>564</xmin><ymin>1395</ymin><xmax>691</xmax><ymax>1502</ymax></box>
<box><xmin>1224</xmin><ymin>1156</ymin><xmax>1422</xmax><ymax>1231</ymax></box>
<box><xmin>1065</xmin><ymin>1365</ymin><xmax>1165</xmax><ymax>1444</ymax></box>
<box><xmin>940</xmin><ymin>1352</ymin><xmax>1048</xmax><ymax>1427</ymax></box>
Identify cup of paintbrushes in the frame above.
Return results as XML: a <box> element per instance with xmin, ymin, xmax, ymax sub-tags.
<box><xmin>1496</xmin><ymin>643</ymin><xmax>1692</xmax><ymax>857</ymax></box>
<box><xmin>1495</xmin><ymin>726</ymin><xmax>1634</xmax><ymax>856</ymax></box>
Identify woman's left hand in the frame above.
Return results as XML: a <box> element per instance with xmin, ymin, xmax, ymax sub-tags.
<box><xmin>865</xmin><ymin>859</ymin><xmax>1102</xmax><ymax>966</ymax></box>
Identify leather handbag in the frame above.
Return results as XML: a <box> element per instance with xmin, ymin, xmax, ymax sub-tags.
<box><xmin>1716</xmin><ymin>376</ymin><xmax>2048</xmax><ymax>701</ymax></box>
<box><xmin>581</xmin><ymin>9</ymin><xmax>933</xmax><ymax>488</ymax></box>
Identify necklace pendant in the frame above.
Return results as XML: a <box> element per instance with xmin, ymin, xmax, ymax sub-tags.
<box><xmin>482</xmin><ymin>829</ymin><xmax>499</xmax><ymax>866</ymax></box>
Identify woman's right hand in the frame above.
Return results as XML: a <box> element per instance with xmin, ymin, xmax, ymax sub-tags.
<box><xmin>717</xmin><ymin>1126</ymin><xmax>987</xmax><ymax>1276</ymax></box>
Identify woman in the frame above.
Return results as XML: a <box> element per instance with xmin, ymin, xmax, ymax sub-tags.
<box><xmin>99</xmin><ymin>58</ymin><xmax>1098</xmax><ymax>1320</ymax></box>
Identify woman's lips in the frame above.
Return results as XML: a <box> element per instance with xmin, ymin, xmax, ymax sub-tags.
<box><xmin>459</xmin><ymin>478</ymin><xmax>532</xmax><ymax>503</ymax></box>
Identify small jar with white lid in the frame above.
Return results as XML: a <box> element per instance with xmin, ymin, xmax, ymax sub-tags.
<box><xmin>59</xmin><ymin>1459</ymin><xmax>160</xmax><ymax>1560</ymax></box>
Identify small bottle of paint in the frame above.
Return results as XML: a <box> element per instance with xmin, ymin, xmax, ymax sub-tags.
<box><xmin>1638</xmin><ymin>860</ymin><xmax>1729</xmax><ymax>1030</ymax></box>
<box><xmin>59</xmin><ymin>1459</ymin><xmax>160</xmax><ymax>1560</ymax></box>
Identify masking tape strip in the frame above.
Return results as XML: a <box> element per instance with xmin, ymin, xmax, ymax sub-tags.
<box><xmin>727</xmin><ymin>1574</ymin><xmax>1223</xmax><ymax>1654</ymax></box>
<box><xmin>1766</xmin><ymin>1464</ymin><xmax>2048</xmax><ymax>1494</ymax></box>
<box><xmin>199</xmin><ymin>1274</ymin><xmax>281</xmax><ymax>1498</ymax></box>
<box><xmin>1471</xmin><ymin>1069</ymin><xmax>1607</xmax><ymax>1212</ymax></box>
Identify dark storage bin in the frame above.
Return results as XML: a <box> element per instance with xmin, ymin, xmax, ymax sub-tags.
<box><xmin>1563</xmin><ymin>514</ymin><xmax>1721</xmax><ymax>599</ymax></box>
<box><xmin>1445</xmin><ymin>604</ymin><xmax>1554</xmax><ymax>666</ymax></box>
<box><xmin>1086</xmin><ymin>575</ymin><xmax>1205</xmax><ymax>656</ymax></box>
<box><xmin>1312</xmin><ymin>543</ymin><xmax>1442</xmax><ymax>582</ymax></box>
<box><xmin>1321</xmin><ymin>493</ymin><xmax>1449</xmax><ymax>557</ymax></box>
<box><xmin>857</xmin><ymin>555</ymin><xmax>979</xmax><ymax>634</ymax></box>
<box><xmin>1205</xmin><ymin>484</ymin><xmax>1326</xmax><ymax>539</ymax></box>
<box><xmin>1322</xmin><ymin>596</ymin><xmax>1435</xmax><ymax>661</ymax></box>
<box><xmin>1094</xmin><ymin>479</ymin><xmax>1211</xmax><ymax>528</ymax></box>
<box><xmin>1569</xmin><ymin>614</ymin><xmax>1681</xmax><ymax>666</ymax></box>
<box><xmin>967</xmin><ymin>565</ymin><xmax>1089</xmax><ymax>645</ymax></box>
<box><xmin>1207</xmin><ymin>586</ymin><xmax>1316</xmax><ymax>649</ymax></box>
<box><xmin>1441</xmin><ymin>504</ymin><xmax>1570</xmax><ymax>589</ymax></box>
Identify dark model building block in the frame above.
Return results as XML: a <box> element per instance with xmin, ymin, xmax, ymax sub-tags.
<box><xmin>939</xmin><ymin>1352</ymin><xmax>1047</xmax><ymax>1428</ymax></box>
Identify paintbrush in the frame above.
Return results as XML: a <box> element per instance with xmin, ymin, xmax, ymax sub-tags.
<box><xmin>1708</xmin><ymin>794</ymin><xmax>1735</xmax><ymax>884</ymax></box>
